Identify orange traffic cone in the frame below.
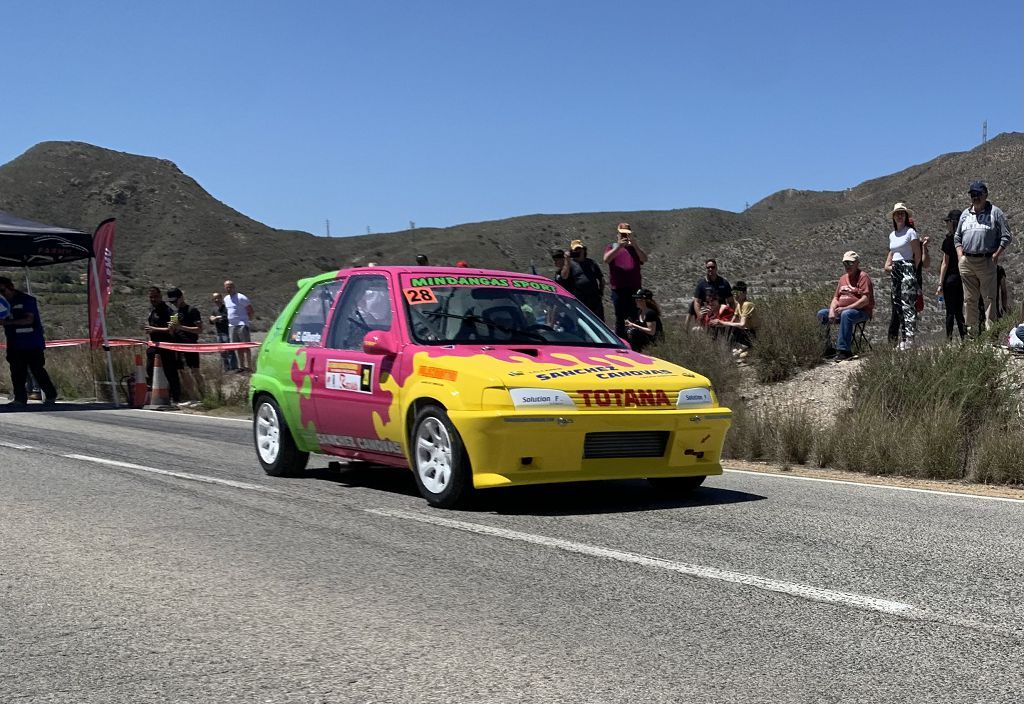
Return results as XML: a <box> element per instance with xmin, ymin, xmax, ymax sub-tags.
<box><xmin>144</xmin><ymin>353</ymin><xmax>173</xmax><ymax>410</ymax></box>
<box><xmin>131</xmin><ymin>354</ymin><xmax>147</xmax><ymax>408</ymax></box>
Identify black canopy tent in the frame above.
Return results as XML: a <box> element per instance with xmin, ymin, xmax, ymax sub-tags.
<box><xmin>0</xmin><ymin>210</ymin><xmax>93</xmax><ymax>267</ymax></box>
<box><xmin>0</xmin><ymin>209</ymin><xmax>118</xmax><ymax>405</ymax></box>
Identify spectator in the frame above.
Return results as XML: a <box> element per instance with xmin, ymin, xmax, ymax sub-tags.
<box><xmin>691</xmin><ymin>259</ymin><xmax>735</xmax><ymax>322</ymax></box>
<box><xmin>223</xmin><ymin>280</ymin><xmax>255</xmax><ymax>373</ymax></box>
<box><xmin>415</xmin><ymin>254</ymin><xmax>429</xmax><ymax>266</ymax></box>
<box><xmin>693</xmin><ymin>288</ymin><xmax>734</xmax><ymax>333</ymax></box>
<box><xmin>625</xmin><ymin>288</ymin><xmax>664</xmax><ymax>352</ymax></box>
<box><xmin>0</xmin><ymin>276</ymin><xmax>58</xmax><ymax>407</ymax></box>
<box><xmin>711</xmin><ymin>280</ymin><xmax>758</xmax><ymax>350</ymax></box>
<box><xmin>602</xmin><ymin>222</ymin><xmax>648</xmax><ymax>337</ymax></box>
<box><xmin>143</xmin><ymin>286</ymin><xmax>182</xmax><ymax>405</ymax></box>
<box><xmin>167</xmin><ymin>288</ymin><xmax>206</xmax><ymax>402</ymax></box>
<box><xmin>936</xmin><ymin>209</ymin><xmax>967</xmax><ymax>340</ymax></box>
<box><xmin>209</xmin><ymin>292</ymin><xmax>238</xmax><ymax>370</ymax></box>
<box><xmin>552</xmin><ymin>241</ymin><xmax>605</xmax><ymax>320</ymax></box>
<box><xmin>818</xmin><ymin>251</ymin><xmax>874</xmax><ymax>361</ymax></box>
<box><xmin>884</xmin><ymin>202</ymin><xmax>921</xmax><ymax>350</ymax></box>
<box><xmin>570</xmin><ymin>239</ymin><xmax>605</xmax><ymax>320</ymax></box>
<box><xmin>954</xmin><ymin>180</ymin><xmax>1013</xmax><ymax>335</ymax></box>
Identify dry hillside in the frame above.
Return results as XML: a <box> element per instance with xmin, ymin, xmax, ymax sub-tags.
<box><xmin>0</xmin><ymin>135</ymin><xmax>1021</xmax><ymax>337</ymax></box>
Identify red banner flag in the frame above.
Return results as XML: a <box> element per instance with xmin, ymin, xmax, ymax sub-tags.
<box><xmin>88</xmin><ymin>218</ymin><xmax>116</xmax><ymax>349</ymax></box>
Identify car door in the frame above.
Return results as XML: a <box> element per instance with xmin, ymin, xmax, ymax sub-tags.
<box><xmin>306</xmin><ymin>273</ymin><xmax>405</xmax><ymax>462</ymax></box>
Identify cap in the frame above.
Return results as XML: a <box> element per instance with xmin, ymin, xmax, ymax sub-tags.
<box><xmin>455</xmin><ymin>260</ymin><xmax>469</xmax><ymax>268</ymax></box>
<box><xmin>570</xmin><ymin>239</ymin><xmax>584</xmax><ymax>250</ymax></box>
<box><xmin>968</xmin><ymin>180</ymin><xmax>988</xmax><ymax>195</ymax></box>
<box><xmin>415</xmin><ymin>254</ymin><xmax>429</xmax><ymax>265</ymax></box>
<box><xmin>632</xmin><ymin>287</ymin><xmax>653</xmax><ymax>300</ymax></box>
<box><xmin>551</xmin><ymin>248</ymin><xmax>566</xmax><ymax>259</ymax></box>
<box><xmin>842</xmin><ymin>250</ymin><xmax>860</xmax><ymax>263</ymax></box>
<box><xmin>617</xmin><ymin>223</ymin><xmax>632</xmax><ymax>235</ymax></box>
<box><xmin>166</xmin><ymin>287</ymin><xmax>183</xmax><ymax>301</ymax></box>
<box><xmin>943</xmin><ymin>209</ymin><xmax>962</xmax><ymax>223</ymax></box>
<box><xmin>732</xmin><ymin>280</ymin><xmax>748</xmax><ymax>293</ymax></box>
<box><xmin>890</xmin><ymin>202</ymin><xmax>913</xmax><ymax>218</ymax></box>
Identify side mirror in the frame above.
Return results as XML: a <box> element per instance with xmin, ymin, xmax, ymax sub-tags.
<box><xmin>363</xmin><ymin>329</ymin><xmax>400</xmax><ymax>356</ymax></box>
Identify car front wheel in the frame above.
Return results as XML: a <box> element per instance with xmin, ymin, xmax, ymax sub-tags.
<box><xmin>254</xmin><ymin>396</ymin><xmax>309</xmax><ymax>477</ymax></box>
<box><xmin>411</xmin><ymin>405</ymin><xmax>472</xmax><ymax>508</ymax></box>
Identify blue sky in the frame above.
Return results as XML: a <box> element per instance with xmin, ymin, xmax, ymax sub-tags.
<box><xmin>2</xmin><ymin>1</ymin><xmax>1021</xmax><ymax>237</ymax></box>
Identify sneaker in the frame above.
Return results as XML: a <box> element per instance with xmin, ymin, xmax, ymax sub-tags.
<box><xmin>836</xmin><ymin>349</ymin><xmax>855</xmax><ymax>362</ymax></box>
<box><xmin>823</xmin><ymin>346</ymin><xmax>838</xmax><ymax>359</ymax></box>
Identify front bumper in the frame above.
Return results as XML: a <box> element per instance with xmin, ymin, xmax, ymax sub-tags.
<box><xmin>448</xmin><ymin>407</ymin><xmax>732</xmax><ymax>489</ymax></box>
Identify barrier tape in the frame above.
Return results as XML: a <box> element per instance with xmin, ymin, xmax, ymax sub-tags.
<box><xmin>0</xmin><ymin>337</ymin><xmax>261</xmax><ymax>352</ymax></box>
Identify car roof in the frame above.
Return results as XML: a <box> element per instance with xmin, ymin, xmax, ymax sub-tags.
<box><xmin>297</xmin><ymin>265</ymin><xmax>555</xmax><ymax>288</ymax></box>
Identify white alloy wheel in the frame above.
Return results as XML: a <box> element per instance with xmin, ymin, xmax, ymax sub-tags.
<box><xmin>256</xmin><ymin>402</ymin><xmax>281</xmax><ymax>465</ymax></box>
<box><xmin>415</xmin><ymin>416</ymin><xmax>453</xmax><ymax>494</ymax></box>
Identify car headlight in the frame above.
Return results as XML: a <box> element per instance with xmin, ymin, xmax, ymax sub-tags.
<box><xmin>676</xmin><ymin>387</ymin><xmax>713</xmax><ymax>408</ymax></box>
<box><xmin>509</xmin><ymin>388</ymin><xmax>576</xmax><ymax>409</ymax></box>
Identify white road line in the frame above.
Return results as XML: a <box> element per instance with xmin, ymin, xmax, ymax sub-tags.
<box><xmin>723</xmin><ymin>467</ymin><xmax>1024</xmax><ymax>505</ymax></box>
<box><xmin>64</xmin><ymin>454</ymin><xmax>276</xmax><ymax>493</ymax></box>
<box><xmin>0</xmin><ymin>441</ymin><xmax>34</xmax><ymax>450</ymax></box>
<box><xmin>366</xmin><ymin>508</ymin><xmax>1008</xmax><ymax>635</ymax></box>
<box><xmin>127</xmin><ymin>408</ymin><xmax>252</xmax><ymax>423</ymax></box>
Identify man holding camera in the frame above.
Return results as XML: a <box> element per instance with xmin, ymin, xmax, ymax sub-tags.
<box><xmin>602</xmin><ymin>223</ymin><xmax>648</xmax><ymax>337</ymax></box>
<box><xmin>552</xmin><ymin>239</ymin><xmax>605</xmax><ymax>320</ymax></box>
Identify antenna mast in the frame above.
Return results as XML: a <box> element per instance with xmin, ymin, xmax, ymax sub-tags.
<box><xmin>326</xmin><ymin>219</ymin><xmax>331</xmax><ymax>238</ymax></box>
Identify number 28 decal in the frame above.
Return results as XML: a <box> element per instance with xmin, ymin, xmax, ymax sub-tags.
<box><xmin>403</xmin><ymin>287</ymin><xmax>438</xmax><ymax>304</ymax></box>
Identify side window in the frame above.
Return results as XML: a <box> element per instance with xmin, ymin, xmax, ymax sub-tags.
<box><xmin>326</xmin><ymin>275</ymin><xmax>393</xmax><ymax>350</ymax></box>
<box><xmin>285</xmin><ymin>280</ymin><xmax>344</xmax><ymax>346</ymax></box>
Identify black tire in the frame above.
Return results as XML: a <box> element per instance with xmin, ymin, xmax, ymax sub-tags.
<box><xmin>253</xmin><ymin>396</ymin><xmax>309</xmax><ymax>477</ymax></box>
<box><xmin>647</xmin><ymin>475</ymin><xmax>706</xmax><ymax>495</ymax></box>
<box><xmin>410</xmin><ymin>405</ymin><xmax>473</xmax><ymax>508</ymax></box>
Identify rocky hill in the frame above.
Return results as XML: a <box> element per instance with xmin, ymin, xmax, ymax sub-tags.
<box><xmin>0</xmin><ymin>135</ymin><xmax>1021</xmax><ymax>337</ymax></box>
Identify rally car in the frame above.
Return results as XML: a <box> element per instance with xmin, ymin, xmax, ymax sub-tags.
<box><xmin>250</xmin><ymin>266</ymin><xmax>732</xmax><ymax>508</ymax></box>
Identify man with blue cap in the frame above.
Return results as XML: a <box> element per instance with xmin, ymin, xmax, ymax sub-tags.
<box><xmin>953</xmin><ymin>180</ymin><xmax>1013</xmax><ymax>334</ymax></box>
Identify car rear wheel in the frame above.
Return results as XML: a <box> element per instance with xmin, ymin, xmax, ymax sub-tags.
<box><xmin>648</xmin><ymin>475</ymin><xmax>706</xmax><ymax>495</ymax></box>
<box><xmin>411</xmin><ymin>405</ymin><xmax>472</xmax><ymax>508</ymax></box>
<box><xmin>254</xmin><ymin>397</ymin><xmax>309</xmax><ymax>477</ymax></box>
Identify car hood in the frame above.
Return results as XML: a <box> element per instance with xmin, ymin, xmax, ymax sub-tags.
<box><xmin>410</xmin><ymin>344</ymin><xmax>715</xmax><ymax>410</ymax></box>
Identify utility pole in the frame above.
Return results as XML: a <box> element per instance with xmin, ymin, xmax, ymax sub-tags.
<box><xmin>982</xmin><ymin>120</ymin><xmax>988</xmax><ymax>146</ymax></box>
<box><xmin>326</xmin><ymin>219</ymin><xmax>331</xmax><ymax>238</ymax></box>
<box><xmin>366</xmin><ymin>226</ymin><xmax>371</xmax><ymax>235</ymax></box>
<box><xmin>409</xmin><ymin>220</ymin><xmax>415</xmax><ymax>230</ymax></box>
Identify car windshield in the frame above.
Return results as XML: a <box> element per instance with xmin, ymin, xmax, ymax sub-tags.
<box><xmin>405</xmin><ymin>286</ymin><xmax>622</xmax><ymax>347</ymax></box>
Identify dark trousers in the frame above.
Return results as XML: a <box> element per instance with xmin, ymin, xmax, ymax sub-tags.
<box><xmin>610</xmin><ymin>289</ymin><xmax>637</xmax><ymax>338</ymax></box>
<box><xmin>580</xmin><ymin>294</ymin><xmax>605</xmax><ymax>322</ymax></box>
<box><xmin>146</xmin><ymin>346</ymin><xmax>182</xmax><ymax>403</ymax></box>
<box><xmin>942</xmin><ymin>280</ymin><xmax>966</xmax><ymax>340</ymax></box>
<box><xmin>7</xmin><ymin>348</ymin><xmax>57</xmax><ymax>403</ymax></box>
<box><xmin>217</xmin><ymin>331</ymin><xmax>238</xmax><ymax>370</ymax></box>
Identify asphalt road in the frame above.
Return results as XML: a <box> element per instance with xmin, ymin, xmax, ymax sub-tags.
<box><xmin>2</xmin><ymin>403</ymin><xmax>1023</xmax><ymax>703</ymax></box>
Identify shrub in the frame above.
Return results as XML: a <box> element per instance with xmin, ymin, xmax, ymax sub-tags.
<box><xmin>823</xmin><ymin>343</ymin><xmax>1015</xmax><ymax>480</ymax></box>
<box><xmin>749</xmin><ymin>288</ymin><xmax>832</xmax><ymax>383</ymax></box>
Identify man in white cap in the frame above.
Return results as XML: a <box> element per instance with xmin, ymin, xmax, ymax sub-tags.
<box><xmin>817</xmin><ymin>251</ymin><xmax>874</xmax><ymax>361</ymax></box>
<box><xmin>954</xmin><ymin>180</ymin><xmax>1013</xmax><ymax>333</ymax></box>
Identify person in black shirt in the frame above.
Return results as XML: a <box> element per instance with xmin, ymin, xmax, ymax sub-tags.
<box><xmin>143</xmin><ymin>286</ymin><xmax>182</xmax><ymax>404</ymax></box>
<box><xmin>625</xmin><ymin>288</ymin><xmax>664</xmax><ymax>352</ymax></box>
<box><xmin>209</xmin><ymin>292</ymin><xmax>238</xmax><ymax>371</ymax></box>
<box><xmin>552</xmin><ymin>240</ymin><xmax>605</xmax><ymax>320</ymax></box>
<box><xmin>167</xmin><ymin>287</ymin><xmax>205</xmax><ymax>402</ymax></box>
<box><xmin>691</xmin><ymin>259</ymin><xmax>735</xmax><ymax>321</ymax></box>
<box><xmin>936</xmin><ymin>209</ymin><xmax>967</xmax><ymax>339</ymax></box>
